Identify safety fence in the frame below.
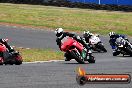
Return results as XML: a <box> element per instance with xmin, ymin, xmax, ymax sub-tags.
<box><xmin>68</xmin><ymin>0</ymin><xmax>132</xmax><ymax>6</ymax></box>
<box><xmin>0</xmin><ymin>0</ymin><xmax>132</xmax><ymax>11</ymax></box>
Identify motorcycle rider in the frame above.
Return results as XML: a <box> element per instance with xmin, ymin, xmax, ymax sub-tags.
<box><xmin>109</xmin><ymin>31</ymin><xmax>131</xmax><ymax>55</ymax></box>
<box><xmin>55</xmin><ymin>28</ymin><xmax>91</xmax><ymax>61</ymax></box>
<box><xmin>83</xmin><ymin>31</ymin><xmax>94</xmax><ymax>43</ymax></box>
<box><xmin>0</xmin><ymin>38</ymin><xmax>14</xmax><ymax>52</ymax></box>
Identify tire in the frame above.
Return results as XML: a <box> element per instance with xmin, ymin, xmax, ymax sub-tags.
<box><xmin>71</xmin><ymin>50</ymin><xmax>85</xmax><ymax>64</ymax></box>
<box><xmin>125</xmin><ymin>46</ymin><xmax>132</xmax><ymax>56</ymax></box>
<box><xmin>64</xmin><ymin>52</ymin><xmax>72</xmax><ymax>61</ymax></box>
<box><xmin>113</xmin><ymin>53</ymin><xmax>117</xmax><ymax>56</ymax></box>
<box><xmin>97</xmin><ymin>44</ymin><xmax>107</xmax><ymax>52</ymax></box>
<box><xmin>15</xmin><ymin>55</ymin><xmax>23</xmax><ymax>65</ymax></box>
<box><xmin>113</xmin><ymin>51</ymin><xmax>120</xmax><ymax>56</ymax></box>
<box><xmin>15</xmin><ymin>61</ymin><xmax>22</xmax><ymax>65</ymax></box>
<box><xmin>0</xmin><ymin>63</ymin><xmax>3</xmax><ymax>65</ymax></box>
<box><xmin>9</xmin><ymin>62</ymin><xmax>14</xmax><ymax>65</ymax></box>
<box><xmin>5</xmin><ymin>61</ymin><xmax>14</xmax><ymax>65</ymax></box>
<box><xmin>0</xmin><ymin>57</ymin><xmax>4</xmax><ymax>65</ymax></box>
<box><xmin>88</xmin><ymin>55</ymin><xmax>95</xmax><ymax>63</ymax></box>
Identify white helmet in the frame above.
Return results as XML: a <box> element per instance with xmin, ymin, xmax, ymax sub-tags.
<box><xmin>83</xmin><ymin>31</ymin><xmax>91</xmax><ymax>37</ymax></box>
<box><xmin>55</xmin><ymin>28</ymin><xmax>64</xmax><ymax>37</ymax></box>
<box><xmin>109</xmin><ymin>31</ymin><xmax>115</xmax><ymax>37</ymax></box>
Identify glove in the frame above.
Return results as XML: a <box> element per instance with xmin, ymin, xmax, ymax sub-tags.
<box><xmin>76</xmin><ymin>36</ymin><xmax>81</xmax><ymax>40</ymax></box>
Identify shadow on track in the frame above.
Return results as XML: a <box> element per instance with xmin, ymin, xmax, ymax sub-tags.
<box><xmin>62</xmin><ymin>62</ymin><xmax>95</xmax><ymax>65</ymax></box>
<box><xmin>92</xmin><ymin>51</ymin><xmax>107</xmax><ymax>53</ymax></box>
<box><xmin>116</xmin><ymin>55</ymin><xmax>132</xmax><ymax>57</ymax></box>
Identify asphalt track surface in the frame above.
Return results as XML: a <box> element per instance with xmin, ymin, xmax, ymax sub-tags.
<box><xmin>0</xmin><ymin>25</ymin><xmax>132</xmax><ymax>88</ymax></box>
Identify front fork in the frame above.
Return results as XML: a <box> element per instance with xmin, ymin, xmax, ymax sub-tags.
<box><xmin>81</xmin><ymin>48</ymin><xmax>92</xmax><ymax>61</ymax></box>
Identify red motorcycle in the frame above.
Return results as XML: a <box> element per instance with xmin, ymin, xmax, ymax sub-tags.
<box><xmin>60</xmin><ymin>37</ymin><xmax>95</xmax><ymax>64</ymax></box>
<box><xmin>0</xmin><ymin>39</ymin><xmax>23</xmax><ymax>65</ymax></box>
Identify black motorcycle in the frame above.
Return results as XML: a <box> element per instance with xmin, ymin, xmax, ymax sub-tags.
<box><xmin>113</xmin><ymin>37</ymin><xmax>132</xmax><ymax>56</ymax></box>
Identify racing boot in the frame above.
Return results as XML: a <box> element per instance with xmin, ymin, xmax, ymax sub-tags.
<box><xmin>64</xmin><ymin>52</ymin><xmax>72</xmax><ymax>61</ymax></box>
<box><xmin>64</xmin><ymin>57</ymin><xmax>71</xmax><ymax>61</ymax></box>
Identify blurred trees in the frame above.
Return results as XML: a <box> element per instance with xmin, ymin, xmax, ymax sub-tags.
<box><xmin>0</xmin><ymin>0</ymin><xmax>131</xmax><ymax>11</ymax></box>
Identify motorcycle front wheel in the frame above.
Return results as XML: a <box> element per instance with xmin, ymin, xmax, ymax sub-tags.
<box><xmin>71</xmin><ymin>50</ymin><xmax>85</xmax><ymax>64</ymax></box>
<box><xmin>125</xmin><ymin>46</ymin><xmax>132</xmax><ymax>56</ymax></box>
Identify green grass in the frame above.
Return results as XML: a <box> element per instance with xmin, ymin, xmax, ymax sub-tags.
<box><xmin>0</xmin><ymin>3</ymin><xmax>132</xmax><ymax>35</ymax></box>
<box><xmin>16</xmin><ymin>48</ymin><xmax>64</xmax><ymax>62</ymax></box>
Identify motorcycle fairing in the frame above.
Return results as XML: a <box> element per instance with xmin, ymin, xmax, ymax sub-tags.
<box><xmin>61</xmin><ymin>37</ymin><xmax>83</xmax><ymax>52</ymax></box>
<box><xmin>0</xmin><ymin>43</ymin><xmax>7</xmax><ymax>52</ymax></box>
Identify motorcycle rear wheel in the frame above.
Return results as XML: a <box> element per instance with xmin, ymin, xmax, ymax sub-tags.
<box><xmin>97</xmin><ymin>44</ymin><xmax>107</xmax><ymax>52</ymax></box>
<box><xmin>87</xmin><ymin>55</ymin><xmax>95</xmax><ymax>63</ymax></box>
<box><xmin>15</xmin><ymin>55</ymin><xmax>23</xmax><ymax>65</ymax></box>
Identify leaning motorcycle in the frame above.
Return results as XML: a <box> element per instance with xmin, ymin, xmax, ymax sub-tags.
<box><xmin>60</xmin><ymin>36</ymin><xmax>95</xmax><ymax>64</ymax></box>
<box><xmin>0</xmin><ymin>39</ymin><xmax>23</xmax><ymax>65</ymax></box>
<box><xmin>85</xmin><ymin>35</ymin><xmax>107</xmax><ymax>52</ymax></box>
<box><xmin>114</xmin><ymin>37</ymin><xmax>132</xmax><ymax>56</ymax></box>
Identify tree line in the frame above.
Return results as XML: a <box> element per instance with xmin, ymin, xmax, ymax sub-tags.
<box><xmin>0</xmin><ymin>0</ymin><xmax>132</xmax><ymax>11</ymax></box>
<box><xmin>0</xmin><ymin>0</ymin><xmax>69</xmax><ymax>5</ymax></box>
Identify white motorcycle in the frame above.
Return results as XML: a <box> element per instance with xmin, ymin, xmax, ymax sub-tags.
<box><xmin>86</xmin><ymin>35</ymin><xmax>107</xmax><ymax>52</ymax></box>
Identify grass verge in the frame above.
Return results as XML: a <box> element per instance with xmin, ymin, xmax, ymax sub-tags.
<box><xmin>16</xmin><ymin>48</ymin><xmax>64</xmax><ymax>62</ymax></box>
<box><xmin>0</xmin><ymin>3</ymin><xmax>132</xmax><ymax>35</ymax></box>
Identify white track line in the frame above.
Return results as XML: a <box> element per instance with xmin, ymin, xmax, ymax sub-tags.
<box><xmin>23</xmin><ymin>59</ymin><xmax>76</xmax><ymax>64</ymax></box>
<box><xmin>23</xmin><ymin>60</ymin><xmax>65</xmax><ymax>64</ymax></box>
<box><xmin>118</xmin><ymin>57</ymin><xmax>127</xmax><ymax>60</ymax></box>
<box><xmin>12</xmin><ymin>46</ymin><xmax>65</xmax><ymax>64</ymax></box>
<box><xmin>12</xmin><ymin>46</ymin><xmax>31</xmax><ymax>49</ymax></box>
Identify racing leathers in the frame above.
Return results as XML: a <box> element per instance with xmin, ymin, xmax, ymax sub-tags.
<box><xmin>109</xmin><ymin>34</ymin><xmax>129</xmax><ymax>53</ymax></box>
<box><xmin>83</xmin><ymin>34</ymin><xmax>94</xmax><ymax>44</ymax></box>
<box><xmin>0</xmin><ymin>39</ymin><xmax>14</xmax><ymax>52</ymax></box>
